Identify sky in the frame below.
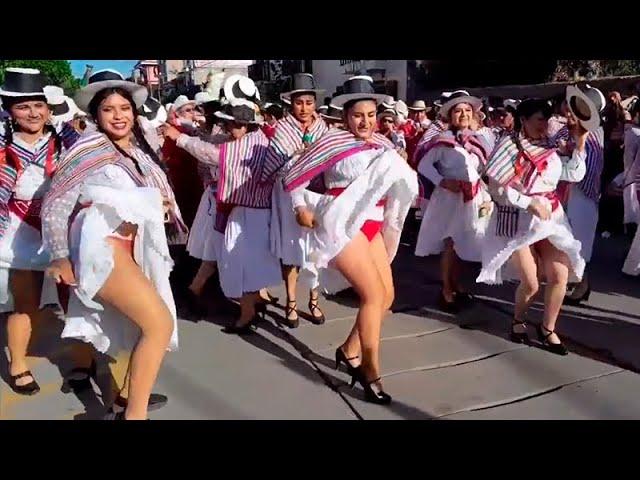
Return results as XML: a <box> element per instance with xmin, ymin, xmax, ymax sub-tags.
<box><xmin>69</xmin><ymin>60</ymin><xmax>138</xmax><ymax>78</ymax></box>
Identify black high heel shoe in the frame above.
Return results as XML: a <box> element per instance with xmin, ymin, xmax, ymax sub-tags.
<box><xmin>259</xmin><ymin>291</ymin><xmax>280</xmax><ymax>305</ymax></box>
<box><xmin>222</xmin><ymin>307</ymin><xmax>265</xmax><ymax>335</ymax></box>
<box><xmin>66</xmin><ymin>360</ymin><xmax>97</xmax><ymax>392</ymax></box>
<box><xmin>9</xmin><ymin>370</ymin><xmax>40</xmax><ymax>396</ymax></box>
<box><xmin>308</xmin><ymin>296</ymin><xmax>325</xmax><ymax>325</ymax></box>
<box><xmin>183</xmin><ymin>288</ymin><xmax>208</xmax><ymax>320</ymax></box>
<box><xmin>510</xmin><ymin>318</ymin><xmax>530</xmax><ymax>344</ymax></box>
<box><xmin>438</xmin><ymin>290</ymin><xmax>459</xmax><ymax>314</ymax></box>
<box><xmin>564</xmin><ymin>283</ymin><xmax>591</xmax><ymax>306</ymax></box>
<box><xmin>350</xmin><ymin>367</ymin><xmax>392</xmax><ymax>405</ymax></box>
<box><xmin>103</xmin><ymin>410</ymin><xmax>126</xmax><ymax>420</ymax></box>
<box><xmin>455</xmin><ymin>290</ymin><xmax>475</xmax><ymax>308</ymax></box>
<box><xmin>335</xmin><ymin>348</ymin><xmax>360</xmax><ymax>382</ymax></box>
<box><xmin>536</xmin><ymin>325</ymin><xmax>569</xmax><ymax>356</ymax></box>
<box><xmin>111</xmin><ymin>393</ymin><xmax>168</xmax><ymax>413</ymax></box>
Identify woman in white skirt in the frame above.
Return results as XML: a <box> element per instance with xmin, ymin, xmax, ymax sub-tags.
<box><xmin>552</xmin><ymin>85</ymin><xmax>606</xmax><ymax>305</ymax></box>
<box><xmin>622</xmin><ymin>140</ymin><xmax>640</xmax><ymax>275</ymax></box>
<box><xmin>414</xmin><ymin>91</ymin><xmax>493</xmax><ymax>313</ymax></box>
<box><xmin>284</xmin><ymin>76</ymin><xmax>419</xmax><ymax>404</ymax></box>
<box><xmin>478</xmin><ymin>95</ymin><xmax>589</xmax><ymax>355</ymax></box>
<box><xmin>622</xmin><ymin>101</ymin><xmax>640</xmax><ymax>229</ymax></box>
<box><xmin>162</xmin><ymin>89</ymin><xmax>282</xmax><ymax>334</ymax></box>
<box><xmin>0</xmin><ymin>68</ymin><xmax>80</xmax><ymax>395</ymax></box>
<box><xmin>42</xmin><ymin>70</ymin><xmax>186</xmax><ymax>419</ymax></box>
<box><xmin>261</xmin><ymin>73</ymin><xmax>328</xmax><ymax>328</ymax></box>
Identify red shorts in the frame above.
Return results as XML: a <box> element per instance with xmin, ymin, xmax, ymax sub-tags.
<box><xmin>326</xmin><ymin>187</ymin><xmax>385</xmax><ymax>242</ymax></box>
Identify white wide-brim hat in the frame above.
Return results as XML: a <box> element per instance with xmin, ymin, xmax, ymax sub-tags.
<box><xmin>566</xmin><ymin>85</ymin><xmax>601</xmax><ymax>132</ymax></box>
<box><xmin>75</xmin><ymin>69</ymin><xmax>148</xmax><ymax>113</ymax></box>
<box><xmin>223</xmin><ymin>74</ymin><xmax>261</xmax><ymax>104</ymax></box>
<box><xmin>439</xmin><ymin>90</ymin><xmax>482</xmax><ymax>118</ymax></box>
<box><xmin>140</xmin><ymin>97</ymin><xmax>168</xmax><ymax>128</ymax></box>
<box><xmin>172</xmin><ymin>95</ymin><xmax>197</xmax><ymax>113</ymax></box>
<box><xmin>214</xmin><ymin>98</ymin><xmax>260</xmax><ymax>124</ymax></box>
<box><xmin>44</xmin><ymin>85</ymin><xmax>79</xmax><ymax>123</ymax></box>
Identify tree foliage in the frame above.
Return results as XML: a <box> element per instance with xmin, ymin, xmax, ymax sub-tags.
<box><xmin>0</xmin><ymin>60</ymin><xmax>81</xmax><ymax>95</ymax></box>
<box><xmin>552</xmin><ymin>60</ymin><xmax>640</xmax><ymax>81</ymax></box>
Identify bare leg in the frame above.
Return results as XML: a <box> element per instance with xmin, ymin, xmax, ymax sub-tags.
<box><xmin>333</xmin><ymin>233</ymin><xmax>386</xmax><ymax>383</ymax></box>
<box><xmin>96</xmin><ymin>239</ymin><xmax>174</xmax><ymax>420</ymax></box>
<box><xmin>538</xmin><ymin>240</ymin><xmax>570</xmax><ymax>344</ymax></box>
<box><xmin>236</xmin><ymin>291</ymin><xmax>260</xmax><ymax>328</ymax></box>
<box><xmin>7</xmin><ymin>270</ymin><xmax>43</xmax><ymax>386</ymax></box>
<box><xmin>188</xmin><ymin>261</ymin><xmax>217</xmax><ymax>296</ymax></box>
<box><xmin>281</xmin><ymin>263</ymin><xmax>299</xmax><ymax>322</ymax></box>
<box><xmin>441</xmin><ymin>239</ymin><xmax>456</xmax><ymax>302</ymax></box>
<box><xmin>510</xmin><ymin>245</ymin><xmax>540</xmax><ymax>332</ymax></box>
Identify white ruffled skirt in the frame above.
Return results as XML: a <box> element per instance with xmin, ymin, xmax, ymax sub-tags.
<box><xmin>414</xmin><ymin>186</ymin><xmax>491</xmax><ymax>262</ymax></box>
<box><xmin>62</xmin><ymin>185</ymin><xmax>178</xmax><ymax>357</ymax></box>
<box><xmin>186</xmin><ymin>186</ymin><xmax>223</xmax><ymax>262</ymax></box>
<box><xmin>0</xmin><ymin>209</ymin><xmax>59</xmax><ymax>313</ymax></box>
<box><xmin>477</xmin><ymin>199</ymin><xmax>585</xmax><ymax>285</ymax></box>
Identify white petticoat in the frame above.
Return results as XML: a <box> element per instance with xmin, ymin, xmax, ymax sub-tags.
<box><xmin>414</xmin><ymin>186</ymin><xmax>491</xmax><ymax>262</ymax></box>
<box><xmin>218</xmin><ymin>206</ymin><xmax>282</xmax><ymax>299</ymax></box>
<box><xmin>186</xmin><ymin>186</ymin><xmax>223</xmax><ymax>262</ymax></box>
<box><xmin>476</xmin><ymin>200</ymin><xmax>585</xmax><ymax>285</ymax></box>
<box><xmin>269</xmin><ymin>176</ymin><xmax>321</xmax><ymax>288</ymax></box>
<box><xmin>308</xmin><ymin>149</ymin><xmax>419</xmax><ymax>294</ymax></box>
<box><xmin>0</xmin><ymin>211</ymin><xmax>59</xmax><ymax>312</ymax></box>
<box><xmin>623</xmin><ymin>225</ymin><xmax>640</xmax><ymax>275</ymax></box>
<box><xmin>61</xmin><ymin>185</ymin><xmax>178</xmax><ymax>357</ymax></box>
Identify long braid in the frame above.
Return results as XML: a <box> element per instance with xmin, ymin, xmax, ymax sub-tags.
<box><xmin>2</xmin><ymin>118</ymin><xmax>19</xmax><ymax>170</ymax></box>
<box><xmin>45</xmin><ymin>122</ymin><xmax>62</xmax><ymax>159</ymax></box>
<box><xmin>132</xmin><ymin>122</ymin><xmax>167</xmax><ymax>173</ymax></box>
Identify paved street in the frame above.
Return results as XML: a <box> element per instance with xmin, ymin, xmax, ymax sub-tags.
<box><xmin>2</xmin><ymin>225</ymin><xmax>640</xmax><ymax>420</ymax></box>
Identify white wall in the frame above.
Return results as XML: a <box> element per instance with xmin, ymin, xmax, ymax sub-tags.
<box><xmin>311</xmin><ymin>60</ymin><xmax>408</xmax><ymax>102</ymax></box>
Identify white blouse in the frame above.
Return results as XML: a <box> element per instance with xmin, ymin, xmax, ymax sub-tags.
<box><xmin>490</xmin><ymin>149</ymin><xmax>586</xmax><ymax>210</ymax></box>
<box><xmin>10</xmin><ymin>132</ymin><xmax>53</xmax><ymax>200</ymax></box>
<box><xmin>42</xmin><ymin>158</ymin><xmax>141</xmax><ymax>260</ymax></box>
<box><xmin>418</xmin><ymin>144</ymin><xmax>483</xmax><ymax>184</ymax></box>
<box><xmin>290</xmin><ymin>148</ymin><xmax>384</xmax><ymax>208</ymax></box>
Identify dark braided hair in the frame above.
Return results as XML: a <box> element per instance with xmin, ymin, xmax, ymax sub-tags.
<box><xmin>2</xmin><ymin>116</ymin><xmax>19</xmax><ymax>170</ymax></box>
<box><xmin>88</xmin><ymin>87</ymin><xmax>166</xmax><ymax>173</ymax></box>
<box><xmin>44</xmin><ymin>122</ymin><xmax>62</xmax><ymax>162</ymax></box>
<box><xmin>513</xmin><ymin>98</ymin><xmax>552</xmax><ymax>133</ymax></box>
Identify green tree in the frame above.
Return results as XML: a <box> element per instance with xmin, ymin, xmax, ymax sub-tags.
<box><xmin>0</xmin><ymin>60</ymin><xmax>81</xmax><ymax>95</ymax></box>
<box><xmin>553</xmin><ymin>60</ymin><xmax>640</xmax><ymax>81</ymax></box>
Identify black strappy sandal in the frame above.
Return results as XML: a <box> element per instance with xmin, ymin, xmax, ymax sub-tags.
<box><xmin>536</xmin><ymin>325</ymin><xmax>569</xmax><ymax>356</ymax></box>
<box><xmin>103</xmin><ymin>411</ymin><xmax>126</xmax><ymax>420</ymax></box>
<box><xmin>259</xmin><ymin>291</ymin><xmax>280</xmax><ymax>305</ymax></box>
<box><xmin>510</xmin><ymin>318</ymin><xmax>530</xmax><ymax>344</ymax></box>
<box><xmin>111</xmin><ymin>393</ymin><xmax>168</xmax><ymax>412</ymax></box>
<box><xmin>66</xmin><ymin>360</ymin><xmax>97</xmax><ymax>392</ymax></box>
<box><xmin>438</xmin><ymin>290</ymin><xmax>459</xmax><ymax>314</ymax></box>
<box><xmin>9</xmin><ymin>370</ymin><xmax>40</xmax><ymax>396</ymax></box>
<box><xmin>222</xmin><ymin>304</ymin><xmax>265</xmax><ymax>335</ymax></box>
<box><xmin>308</xmin><ymin>295</ymin><xmax>325</xmax><ymax>325</ymax></box>
<box><xmin>283</xmin><ymin>299</ymin><xmax>299</xmax><ymax>329</ymax></box>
